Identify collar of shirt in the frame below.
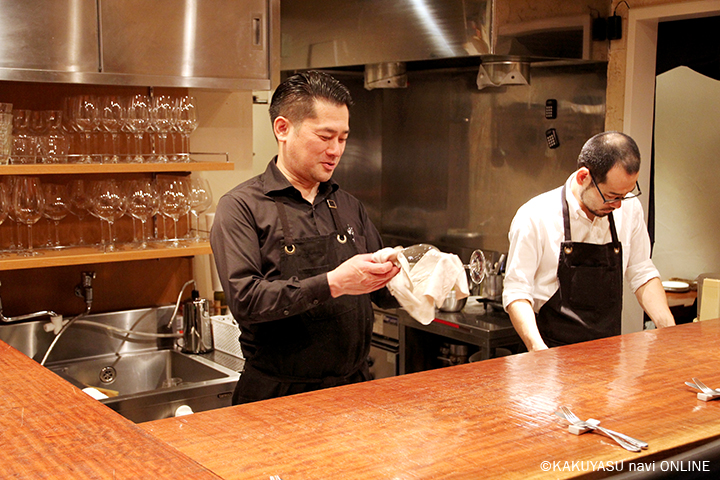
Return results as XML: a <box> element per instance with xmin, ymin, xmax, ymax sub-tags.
<box><xmin>261</xmin><ymin>156</ymin><xmax>339</xmax><ymax>204</ymax></box>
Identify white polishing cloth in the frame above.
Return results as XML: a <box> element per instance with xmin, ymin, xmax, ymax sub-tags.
<box><xmin>373</xmin><ymin>247</ymin><xmax>469</xmax><ymax>325</ymax></box>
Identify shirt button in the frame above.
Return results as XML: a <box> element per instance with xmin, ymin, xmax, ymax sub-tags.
<box><xmin>283</xmin><ymin>310</ymin><xmax>290</xmax><ymax>316</ymax></box>
<box><xmin>313</xmin><ymin>299</ymin><xmax>319</xmax><ymax>305</ymax></box>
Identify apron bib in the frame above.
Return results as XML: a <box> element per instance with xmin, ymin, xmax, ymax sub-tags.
<box><xmin>537</xmin><ymin>185</ymin><xmax>623</xmax><ymax>347</ymax></box>
<box><xmin>233</xmin><ymin>195</ymin><xmax>372</xmax><ymax>404</ymax></box>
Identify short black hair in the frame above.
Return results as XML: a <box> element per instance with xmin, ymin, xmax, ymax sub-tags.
<box><xmin>269</xmin><ymin>71</ymin><xmax>353</xmax><ymax>127</ymax></box>
<box><xmin>577</xmin><ymin>131</ymin><xmax>641</xmax><ymax>183</ymax></box>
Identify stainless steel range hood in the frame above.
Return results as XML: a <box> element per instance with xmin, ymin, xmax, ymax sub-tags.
<box><xmin>280</xmin><ymin>0</ymin><xmax>596</xmax><ymax>89</ymax></box>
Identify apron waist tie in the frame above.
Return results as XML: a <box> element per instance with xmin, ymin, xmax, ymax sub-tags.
<box><xmin>245</xmin><ymin>358</ymin><xmax>367</xmax><ymax>387</ymax></box>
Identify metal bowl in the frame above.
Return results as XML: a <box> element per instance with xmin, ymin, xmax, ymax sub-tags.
<box><xmin>439</xmin><ymin>290</ymin><xmax>467</xmax><ymax>312</ymax></box>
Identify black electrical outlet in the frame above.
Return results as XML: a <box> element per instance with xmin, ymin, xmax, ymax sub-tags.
<box><xmin>545</xmin><ymin>128</ymin><xmax>560</xmax><ymax>149</ymax></box>
<box><xmin>545</xmin><ymin>99</ymin><xmax>557</xmax><ymax>119</ymax></box>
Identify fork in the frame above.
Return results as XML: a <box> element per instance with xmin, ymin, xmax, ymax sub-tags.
<box><xmin>687</xmin><ymin>378</ymin><xmax>720</xmax><ymax>401</ymax></box>
<box><xmin>556</xmin><ymin>406</ymin><xmax>647</xmax><ymax>452</ymax></box>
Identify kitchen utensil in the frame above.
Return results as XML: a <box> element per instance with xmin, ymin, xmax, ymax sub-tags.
<box><xmin>439</xmin><ymin>289</ymin><xmax>467</xmax><ymax>312</ymax></box>
<box><xmin>555</xmin><ymin>406</ymin><xmax>647</xmax><ymax>452</ymax></box>
<box><xmin>686</xmin><ymin>378</ymin><xmax>720</xmax><ymax>401</ymax></box>
<box><xmin>181</xmin><ymin>289</ymin><xmax>214</xmax><ymax>354</ymax></box>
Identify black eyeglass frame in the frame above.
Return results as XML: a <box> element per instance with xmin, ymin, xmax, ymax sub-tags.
<box><xmin>590</xmin><ymin>174</ymin><xmax>642</xmax><ymax>204</ymax></box>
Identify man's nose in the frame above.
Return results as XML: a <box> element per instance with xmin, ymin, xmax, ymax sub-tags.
<box><xmin>326</xmin><ymin>138</ymin><xmax>344</xmax><ymax>156</ymax></box>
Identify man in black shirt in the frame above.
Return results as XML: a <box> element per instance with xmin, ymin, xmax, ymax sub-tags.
<box><xmin>211</xmin><ymin>71</ymin><xmax>400</xmax><ymax>404</ymax></box>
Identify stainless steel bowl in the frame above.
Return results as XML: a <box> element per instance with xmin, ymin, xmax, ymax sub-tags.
<box><xmin>439</xmin><ymin>290</ymin><xmax>467</xmax><ymax>312</ymax></box>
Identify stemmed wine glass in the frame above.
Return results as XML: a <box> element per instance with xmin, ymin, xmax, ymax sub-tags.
<box><xmin>0</xmin><ymin>183</ymin><xmax>9</xmax><ymax>255</ymax></box>
<box><xmin>11</xmin><ymin>176</ymin><xmax>45</xmax><ymax>256</ymax></box>
<box><xmin>99</xmin><ymin>96</ymin><xmax>122</xmax><ymax>164</ymax></box>
<box><xmin>122</xmin><ymin>94</ymin><xmax>150</xmax><ymax>163</ymax></box>
<box><xmin>188</xmin><ymin>177</ymin><xmax>212</xmax><ymax>241</ymax></box>
<box><xmin>157</xmin><ymin>176</ymin><xmax>191</xmax><ymax>247</ymax></box>
<box><xmin>151</xmin><ymin>95</ymin><xmax>174</xmax><ymax>163</ymax></box>
<box><xmin>42</xmin><ymin>183</ymin><xmax>69</xmax><ymax>248</ymax></box>
<box><xmin>91</xmin><ymin>179</ymin><xmax>126</xmax><ymax>252</ymax></box>
<box><xmin>125</xmin><ymin>179</ymin><xmax>158</xmax><ymax>249</ymax></box>
<box><xmin>71</xmin><ymin>95</ymin><xmax>100</xmax><ymax>163</ymax></box>
<box><xmin>68</xmin><ymin>179</ymin><xmax>93</xmax><ymax>246</ymax></box>
<box><xmin>176</xmin><ymin>96</ymin><xmax>198</xmax><ymax>162</ymax></box>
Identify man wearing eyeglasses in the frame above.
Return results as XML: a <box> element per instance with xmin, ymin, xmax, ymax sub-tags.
<box><xmin>503</xmin><ymin>131</ymin><xmax>675</xmax><ymax>351</ymax></box>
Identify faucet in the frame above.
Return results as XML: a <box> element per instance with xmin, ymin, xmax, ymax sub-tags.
<box><xmin>0</xmin><ymin>280</ymin><xmax>61</xmax><ymax>323</ymax></box>
<box><xmin>39</xmin><ymin>271</ymin><xmax>96</xmax><ymax>366</ymax></box>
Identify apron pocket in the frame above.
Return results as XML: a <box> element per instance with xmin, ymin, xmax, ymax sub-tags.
<box><xmin>566</xmin><ymin>265</ymin><xmax>618</xmax><ymax>310</ymax></box>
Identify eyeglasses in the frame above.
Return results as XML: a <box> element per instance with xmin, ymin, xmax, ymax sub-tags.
<box><xmin>590</xmin><ymin>175</ymin><xmax>642</xmax><ymax>204</ymax></box>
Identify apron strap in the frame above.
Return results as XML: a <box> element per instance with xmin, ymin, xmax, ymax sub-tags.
<box><xmin>273</xmin><ymin>194</ymin><xmax>348</xmax><ymax>254</ymax></box>
<box><xmin>561</xmin><ymin>183</ymin><xmax>621</xmax><ymax>250</ymax></box>
<box><xmin>274</xmin><ymin>199</ymin><xmax>295</xmax><ymax>254</ymax></box>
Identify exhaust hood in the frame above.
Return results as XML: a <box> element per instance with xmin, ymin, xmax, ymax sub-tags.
<box><xmin>280</xmin><ymin>0</ymin><xmax>596</xmax><ymax>89</ymax></box>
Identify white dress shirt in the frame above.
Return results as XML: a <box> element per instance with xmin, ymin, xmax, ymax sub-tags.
<box><xmin>502</xmin><ymin>173</ymin><xmax>660</xmax><ymax>313</ymax></box>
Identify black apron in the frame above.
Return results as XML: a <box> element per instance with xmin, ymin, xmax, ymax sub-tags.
<box><xmin>232</xmin><ymin>195</ymin><xmax>373</xmax><ymax>405</ymax></box>
<box><xmin>536</xmin><ymin>185</ymin><xmax>623</xmax><ymax>347</ymax></box>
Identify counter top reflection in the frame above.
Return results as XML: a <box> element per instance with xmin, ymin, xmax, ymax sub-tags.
<box><xmin>142</xmin><ymin>319</ymin><xmax>720</xmax><ymax>479</ymax></box>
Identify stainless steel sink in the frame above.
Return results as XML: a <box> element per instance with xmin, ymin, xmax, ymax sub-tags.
<box><xmin>0</xmin><ymin>306</ymin><xmax>240</xmax><ymax>423</ymax></box>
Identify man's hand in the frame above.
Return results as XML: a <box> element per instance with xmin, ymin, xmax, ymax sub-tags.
<box><xmin>327</xmin><ymin>253</ymin><xmax>400</xmax><ymax>298</ymax></box>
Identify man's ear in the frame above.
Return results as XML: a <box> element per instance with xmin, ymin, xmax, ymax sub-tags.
<box><xmin>576</xmin><ymin>167</ymin><xmax>592</xmax><ymax>186</ymax></box>
<box><xmin>273</xmin><ymin>116</ymin><xmax>291</xmax><ymax>140</ymax></box>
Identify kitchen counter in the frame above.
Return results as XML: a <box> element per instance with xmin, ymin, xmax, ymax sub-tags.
<box><xmin>398</xmin><ymin>297</ymin><xmax>522</xmax><ymax>370</ymax></box>
<box><xmin>141</xmin><ymin>319</ymin><xmax>720</xmax><ymax>479</ymax></box>
<box><xmin>0</xmin><ymin>339</ymin><xmax>221</xmax><ymax>479</ymax></box>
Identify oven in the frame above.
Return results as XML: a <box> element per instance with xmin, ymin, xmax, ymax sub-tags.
<box><xmin>368</xmin><ymin>308</ymin><xmax>400</xmax><ymax>380</ymax></box>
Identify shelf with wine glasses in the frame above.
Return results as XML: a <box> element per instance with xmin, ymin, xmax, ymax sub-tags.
<box><xmin>0</xmin><ymin>241</ymin><xmax>212</xmax><ymax>271</ymax></box>
<box><xmin>0</xmin><ymin>153</ymin><xmax>234</xmax><ymax>176</ymax></box>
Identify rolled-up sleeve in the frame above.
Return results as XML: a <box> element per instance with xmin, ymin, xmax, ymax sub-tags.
<box><xmin>623</xmin><ymin>200</ymin><xmax>660</xmax><ymax>292</ymax></box>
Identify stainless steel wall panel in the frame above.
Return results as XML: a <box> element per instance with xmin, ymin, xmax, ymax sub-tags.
<box><xmin>330</xmin><ymin>63</ymin><xmax>606</xmax><ymax>259</ymax></box>
<box><xmin>100</xmin><ymin>0</ymin><xmax>269</xmax><ymax>81</ymax></box>
<box><xmin>0</xmin><ymin>0</ymin><xmax>99</xmax><ymax>73</ymax></box>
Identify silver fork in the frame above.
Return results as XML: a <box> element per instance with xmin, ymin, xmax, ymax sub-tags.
<box><xmin>686</xmin><ymin>378</ymin><xmax>720</xmax><ymax>401</ymax></box>
<box><xmin>556</xmin><ymin>406</ymin><xmax>647</xmax><ymax>452</ymax></box>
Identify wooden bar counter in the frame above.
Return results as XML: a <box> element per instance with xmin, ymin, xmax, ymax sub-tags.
<box><xmin>141</xmin><ymin>319</ymin><xmax>720</xmax><ymax>479</ymax></box>
<box><xmin>0</xmin><ymin>340</ymin><xmax>221</xmax><ymax>479</ymax></box>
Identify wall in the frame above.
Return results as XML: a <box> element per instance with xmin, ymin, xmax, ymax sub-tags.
<box><xmin>653</xmin><ymin>67</ymin><xmax>720</xmax><ymax>280</ymax></box>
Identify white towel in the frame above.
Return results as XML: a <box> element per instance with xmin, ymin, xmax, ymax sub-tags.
<box><xmin>373</xmin><ymin>247</ymin><xmax>469</xmax><ymax>325</ymax></box>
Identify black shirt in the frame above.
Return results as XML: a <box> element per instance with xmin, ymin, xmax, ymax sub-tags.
<box><xmin>211</xmin><ymin>158</ymin><xmax>394</xmax><ymax>327</ymax></box>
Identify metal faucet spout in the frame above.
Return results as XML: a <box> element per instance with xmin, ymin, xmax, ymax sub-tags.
<box><xmin>0</xmin><ymin>281</ymin><xmax>61</xmax><ymax>323</ymax></box>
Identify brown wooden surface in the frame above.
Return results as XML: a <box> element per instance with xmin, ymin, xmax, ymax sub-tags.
<box><xmin>0</xmin><ymin>257</ymin><xmax>194</xmax><ymax>316</ymax></box>
<box><xmin>142</xmin><ymin>319</ymin><xmax>720</xmax><ymax>479</ymax></box>
<box><xmin>0</xmin><ymin>340</ymin><xmax>221</xmax><ymax>479</ymax></box>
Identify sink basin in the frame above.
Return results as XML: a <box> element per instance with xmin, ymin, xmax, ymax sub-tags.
<box><xmin>0</xmin><ymin>306</ymin><xmax>240</xmax><ymax>423</ymax></box>
<box><xmin>47</xmin><ymin>349</ymin><xmax>240</xmax><ymax>423</ymax></box>
<box><xmin>48</xmin><ymin>349</ymin><xmax>234</xmax><ymax>397</ymax></box>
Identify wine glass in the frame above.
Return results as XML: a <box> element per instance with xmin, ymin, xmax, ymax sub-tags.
<box><xmin>0</xmin><ymin>183</ymin><xmax>9</xmax><ymax>255</ymax></box>
<box><xmin>125</xmin><ymin>179</ymin><xmax>158</xmax><ymax>249</ymax></box>
<box><xmin>68</xmin><ymin>179</ymin><xmax>94</xmax><ymax>246</ymax></box>
<box><xmin>157</xmin><ymin>176</ymin><xmax>191</xmax><ymax>247</ymax></box>
<box><xmin>150</xmin><ymin>95</ymin><xmax>174</xmax><ymax>163</ymax></box>
<box><xmin>122</xmin><ymin>94</ymin><xmax>150</xmax><ymax>163</ymax></box>
<box><xmin>176</xmin><ymin>95</ymin><xmax>198</xmax><ymax>162</ymax></box>
<box><xmin>42</xmin><ymin>183</ymin><xmax>69</xmax><ymax>248</ymax></box>
<box><xmin>99</xmin><ymin>96</ymin><xmax>122</xmax><ymax>164</ymax></box>
<box><xmin>71</xmin><ymin>95</ymin><xmax>100</xmax><ymax>163</ymax></box>
<box><xmin>91</xmin><ymin>179</ymin><xmax>126</xmax><ymax>252</ymax></box>
<box><xmin>11</xmin><ymin>176</ymin><xmax>45</xmax><ymax>256</ymax></box>
<box><xmin>188</xmin><ymin>177</ymin><xmax>212</xmax><ymax>241</ymax></box>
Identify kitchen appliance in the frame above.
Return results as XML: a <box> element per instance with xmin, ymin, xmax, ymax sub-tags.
<box><xmin>369</xmin><ymin>308</ymin><xmax>400</xmax><ymax>379</ymax></box>
<box><xmin>181</xmin><ymin>290</ymin><xmax>214</xmax><ymax>354</ymax></box>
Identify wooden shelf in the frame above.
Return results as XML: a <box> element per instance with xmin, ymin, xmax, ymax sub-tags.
<box><xmin>0</xmin><ymin>161</ymin><xmax>233</xmax><ymax>175</ymax></box>
<box><xmin>0</xmin><ymin>242</ymin><xmax>212</xmax><ymax>270</ymax></box>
